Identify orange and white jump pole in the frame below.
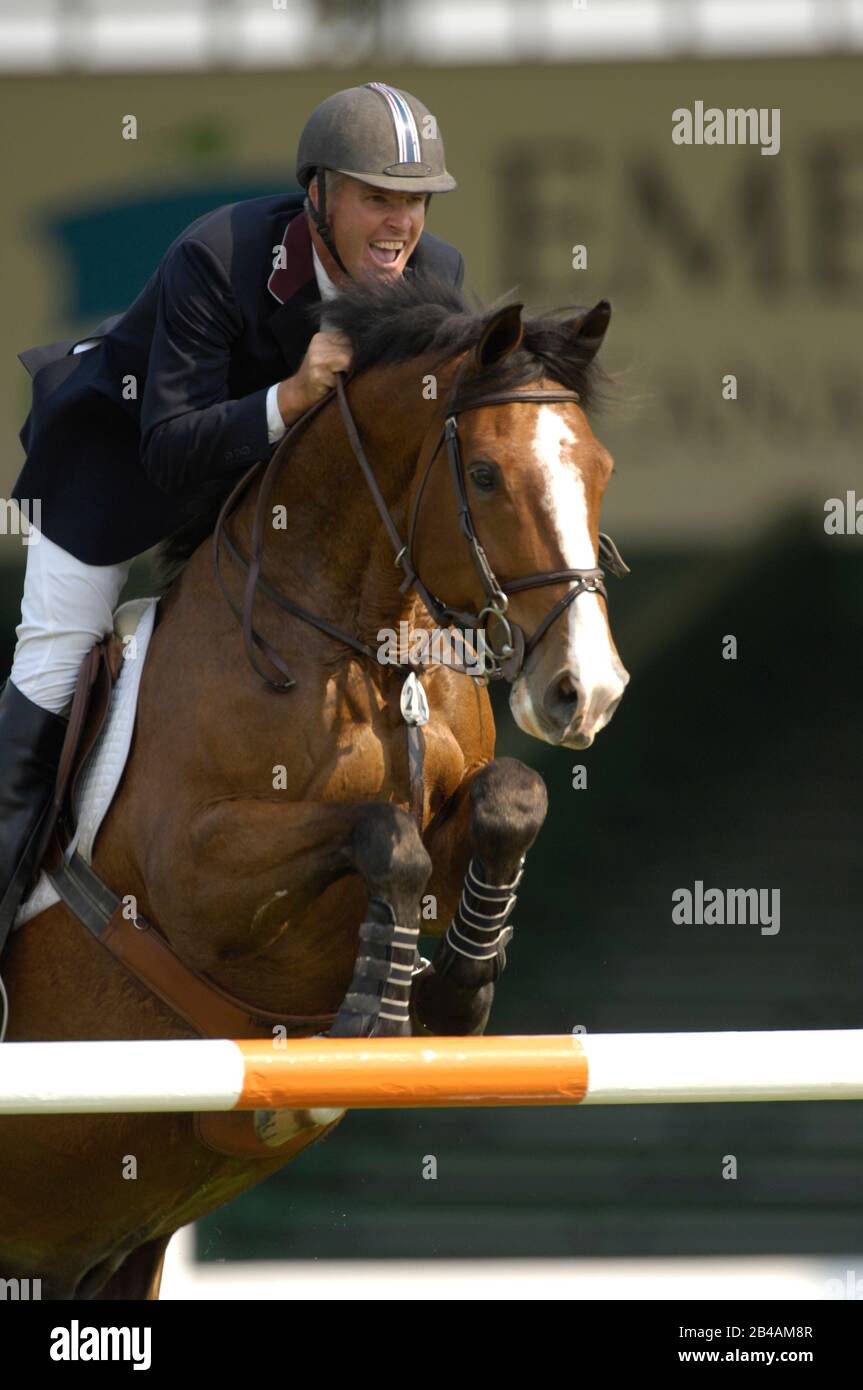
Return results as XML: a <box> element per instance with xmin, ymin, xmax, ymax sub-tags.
<box><xmin>1</xmin><ymin>1031</ymin><xmax>862</xmax><ymax>1114</ymax></box>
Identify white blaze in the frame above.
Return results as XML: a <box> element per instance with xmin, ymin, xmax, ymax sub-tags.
<box><xmin>510</xmin><ymin>406</ymin><xmax>626</xmax><ymax>742</ymax></box>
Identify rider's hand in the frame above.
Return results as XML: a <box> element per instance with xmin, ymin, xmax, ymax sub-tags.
<box><xmin>277</xmin><ymin>331</ymin><xmax>353</xmax><ymax>424</ymax></box>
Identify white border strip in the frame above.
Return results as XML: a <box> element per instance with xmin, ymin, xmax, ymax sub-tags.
<box><xmin>160</xmin><ymin>1226</ymin><xmax>863</xmax><ymax>1302</ymax></box>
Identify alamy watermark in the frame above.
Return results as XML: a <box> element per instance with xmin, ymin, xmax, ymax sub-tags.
<box><xmin>377</xmin><ymin>623</ymin><xmax>489</xmax><ymax>677</ymax></box>
<box><xmin>0</xmin><ymin>498</ymin><xmax>41</xmax><ymax>543</ymax></box>
<box><xmin>50</xmin><ymin>1320</ymin><xmax>151</xmax><ymax>1369</ymax></box>
<box><xmin>672</xmin><ymin>880</ymin><xmax>780</xmax><ymax>935</ymax></box>
<box><xmin>672</xmin><ymin>102</ymin><xmax>780</xmax><ymax>157</ymax></box>
<box><xmin>0</xmin><ymin>1276</ymin><xmax>42</xmax><ymax>1299</ymax></box>
<box><xmin>824</xmin><ymin>1269</ymin><xmax>863</xmax><ymax>1300</ymax></box>
<box><xmin>824</xmin><ymin>491</ymin><xmax>862</xmax><ymax>535</ymax></box>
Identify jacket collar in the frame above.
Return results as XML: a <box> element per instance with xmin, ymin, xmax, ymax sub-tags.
<box><xmin>266</xmin><ymin>210</ymin><xmax>320</xmax><ymax>371</ymax></box>
<box><xmin>267</xmin><ymin>206</ymin><xmax>316</xmax><ymax>305</ymax></box>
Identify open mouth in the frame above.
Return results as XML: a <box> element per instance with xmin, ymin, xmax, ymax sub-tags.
<box><xmin>368</xmin><ymin>240</ymin><xmax>405</xmax><ymax>268</ymax></box>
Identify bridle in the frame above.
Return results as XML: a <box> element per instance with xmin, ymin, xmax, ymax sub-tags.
<box><xmin>397</xmin><ymin>370</ymin><xmax>629</xmax><ymax>682</ymax></box>
<box><xmin>212</xmin><ymin>363</ymin><xmax>629</xmax><ymax>692</ymax></box>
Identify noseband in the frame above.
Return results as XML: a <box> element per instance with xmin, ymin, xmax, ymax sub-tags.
<box><xmin>213</xmin><ymin>368</ymin><xmax>628</xmax><ymax>692</ymax></box>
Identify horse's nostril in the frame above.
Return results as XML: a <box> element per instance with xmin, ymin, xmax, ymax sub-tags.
<box><xmin>543</xmin><ymin>671</ymin><xmax>582</xmax><ymax>728</ymax></box>
<box><xmin>555</xmin><ymin>673</ymin><xmax>580</xmax><ymax>705</ymax></box>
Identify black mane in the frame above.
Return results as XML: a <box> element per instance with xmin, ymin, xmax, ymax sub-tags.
<box><xmin>310</xmin><ymin>272</ymin><xmax>611</xmax><ymax>409</ymax></box>
<box><xmin>154</xmin><ymin>274</ymin><xmax>613</xmax><ymax>589</ymax></box>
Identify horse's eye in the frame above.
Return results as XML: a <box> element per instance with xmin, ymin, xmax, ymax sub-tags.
<box><xmin>469</xmin><ymin>464</ymin><xmax>498</xmax><ymax>493</ymax></box>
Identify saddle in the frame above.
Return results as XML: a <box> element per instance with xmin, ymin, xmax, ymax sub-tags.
<box><xmin>36</xmin><ymin>631</ymin><xmax>126</xmax><ymax>883</ymax></box>
<box><xmin>30</xmin><ymin>626</ymin><xmax>341</xmax><ymax>1159</ymax></box>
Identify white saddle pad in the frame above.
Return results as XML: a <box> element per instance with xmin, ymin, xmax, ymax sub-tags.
<box><xmin>14</xmin><ymin>597</ymin><xmax>160</xmax><ymax>928</ymax></box>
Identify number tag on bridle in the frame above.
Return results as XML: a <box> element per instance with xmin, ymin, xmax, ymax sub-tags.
<box><xmin>400</xmin><ymin>670</ymin><xmax>430</xmax><ymax>726</ymax></box>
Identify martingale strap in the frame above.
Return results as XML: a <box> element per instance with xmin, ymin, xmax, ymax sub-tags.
<box><xmin>47</xmin><ymin>849</ymin><xmax>337</xmax><ymax>1037</ymax></box>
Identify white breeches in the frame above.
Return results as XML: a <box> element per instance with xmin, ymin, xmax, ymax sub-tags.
<box><xmin>9</xmin><ymin>527</ymin><xmax>132</xmax><ymax>715</ymax></box>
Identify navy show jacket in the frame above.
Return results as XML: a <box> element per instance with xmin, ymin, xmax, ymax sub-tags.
<box><xmin>11</xmin><ymin>191</ymin><xmax>464</xmax><ymax>565</ymax></box>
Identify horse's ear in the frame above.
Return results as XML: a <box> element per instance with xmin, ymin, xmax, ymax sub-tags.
<box><xmin>473</xmin><ymin>303</ymin><xmax>524</xmax><ymax>370</ymax></box>
<box><xmin>570</xmin><ymin>300</ymin><xmax>611</xmax><ymax>361</ymax></box>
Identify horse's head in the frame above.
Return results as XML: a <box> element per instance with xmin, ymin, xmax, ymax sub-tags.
<box><xmin>411</xmin><ymin>300</ymin><xmax>629</xmax><ymax>748</ymax></box>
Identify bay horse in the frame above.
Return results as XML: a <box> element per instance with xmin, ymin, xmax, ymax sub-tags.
<box><xmin>0</xmin><ymin>276</ymin><xmax>629</xmax><ymax>1299</ymax></box>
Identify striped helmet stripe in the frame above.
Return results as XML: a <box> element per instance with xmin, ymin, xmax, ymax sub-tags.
<box><xmin>365</xmin><ymin>82</ymin><xmax>421</xmax><ymax>163</ymax></box>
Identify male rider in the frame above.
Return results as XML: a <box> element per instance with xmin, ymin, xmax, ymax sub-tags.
<box><xmin>0</xmin><ymin>82</ymin><xmax>462</xmax><ymax>944</ymax></box>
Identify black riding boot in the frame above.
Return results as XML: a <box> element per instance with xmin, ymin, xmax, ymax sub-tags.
<box><xmin>0</xmin><ymin>678</ymin><xmax>68</xmax><ymax>946</ymax></box>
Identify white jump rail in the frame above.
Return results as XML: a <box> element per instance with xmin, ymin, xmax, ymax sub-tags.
<box><xmin>1</xmin><ymin>1031</ymin><xmax>862</xmax><ymax>1114</ymax></box>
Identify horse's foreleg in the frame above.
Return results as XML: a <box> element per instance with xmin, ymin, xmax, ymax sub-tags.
<box><xmin>411</xmin><ymin>757</ymin><xmax>548</xmax><ymax>1035</ymax></box>
<box><xmin>325</xmin><ymin>803</ymin><xmax>432</xmax><ymax>1038</ymax></box>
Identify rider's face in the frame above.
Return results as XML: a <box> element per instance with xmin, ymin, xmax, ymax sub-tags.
<box><xmin>310</xmin><ymin>175</ymin><xmax>426</xmax><ymax>281</ymax></box>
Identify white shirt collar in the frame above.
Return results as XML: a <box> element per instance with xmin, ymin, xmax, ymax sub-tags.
<box><xmin>311</xmin><ymin>244</ymin><xmax>338</xmax><ymax>301</ymax></box>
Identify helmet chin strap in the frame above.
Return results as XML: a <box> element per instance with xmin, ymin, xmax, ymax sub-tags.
<box><xmin>304</xmin><ymin>168</ymin><xmax>353</xmax><ymax>282</ymax></box>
